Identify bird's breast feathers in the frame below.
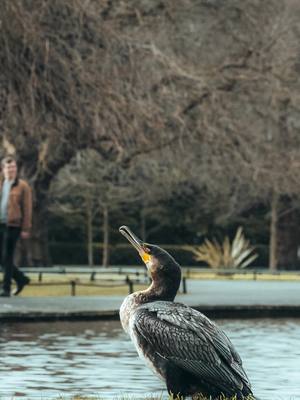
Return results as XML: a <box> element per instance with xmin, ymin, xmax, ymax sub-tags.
<box><xmin>128</xmin><ymin>311</ymin><xmax>166</xmax><ymax>381</ymax></box>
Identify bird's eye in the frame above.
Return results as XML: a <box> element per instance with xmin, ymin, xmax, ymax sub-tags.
<box><xmin>143</xmin><ymin>245</ymin><xmax>150</xmax><ymax>253</ymax></box>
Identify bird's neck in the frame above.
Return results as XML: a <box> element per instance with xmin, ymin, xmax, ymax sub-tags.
<box><xmin>120</xmin><ymin>276</ymin><xmax>180</xmax><ymax>333</ymax></box>
<box><xmin>138</xmin><ymin>276</ymin><xmax>180</xmax><ymax>303</ymax></box>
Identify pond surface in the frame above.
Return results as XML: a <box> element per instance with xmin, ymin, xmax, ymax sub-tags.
<box><xmin>0</xmin><ymin>318</ymin><xmax>300</xmax><ymax>399</ymax></box>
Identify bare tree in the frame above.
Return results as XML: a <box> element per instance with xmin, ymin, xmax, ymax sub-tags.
<box><xmin>1</xmin><ymin>0</ymin><xmax>300</xmax><ymax>269</ymax></box>
<box><xmin>0</xmin><ymin>0</ymin><xmax>185</xmax><ymax>264</ymax></box>
<box><xmin>50</xmin><ymin>150</ymin><xmax>142</xmax><ymax>266</ymax></box>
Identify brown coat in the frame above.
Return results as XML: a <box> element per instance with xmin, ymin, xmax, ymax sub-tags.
<box><xmin>0</xmin><ymin>177</ymin><xmax>32</xmax><ymax>232</ymax></box>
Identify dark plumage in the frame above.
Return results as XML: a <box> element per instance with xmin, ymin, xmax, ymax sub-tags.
<box><xmin>119</xmin><ymin>226</ymin><xmax>253</xmax><ymax>400</ymax></box>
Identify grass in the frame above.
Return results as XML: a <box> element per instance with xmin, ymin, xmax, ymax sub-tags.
<box><xmin>15</xmin><ymin>274</ymin><xmax>147</xmax><ymax>297</ymax></box>
<box><xmin>186</xmin><ymin>270</ymin><xmax>300</xmax><ymax>281</ymax></box>
<box><xmin>12</xmin><ymin>267</ymin><xmax>300</xmax><ymax>297</ymax></box>
<box><xmin>64</xmin><ymin>395</ymin><xmax>256</xmax><ymax>400</ymax></box>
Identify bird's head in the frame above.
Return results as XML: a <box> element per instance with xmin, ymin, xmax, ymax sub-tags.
<box><xmin>119</xmin><ymin>226</ymin><xmax>181</xmax><ymax>297</ymax></box>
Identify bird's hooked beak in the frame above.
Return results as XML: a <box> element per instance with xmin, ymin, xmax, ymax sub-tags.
<box><xmin>119</xmin><ymin>226</ymin><xmax>151</xmax><ymax>264</ymax></box>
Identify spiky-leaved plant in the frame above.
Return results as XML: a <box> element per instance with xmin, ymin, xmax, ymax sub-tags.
<box><xmin>187</xmin><ymin>227</ymin><xmax>258</xmax><ymax>269</ymax></box>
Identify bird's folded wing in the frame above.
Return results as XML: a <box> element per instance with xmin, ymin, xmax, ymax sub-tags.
<box><xmin>133</xmin><ymin>302</ymin><xmax>251</xmax><ymax>393</ymax></box>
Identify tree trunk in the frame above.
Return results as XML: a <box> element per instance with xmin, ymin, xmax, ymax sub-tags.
<box><xmin>276</xmin><ymin>197</ymin><xmax>300</xmax><ymax>270</ymax></box>
<box><xmin>15</xmin><ymin>237</ymin><xmax>32</xmax><ymax>268</ymax></box>
<box><xmin>86</xmin><ymin>197</ymin><xmax>94</xmax><ymax>266</ymax></box>
<box><xmin>31</xmin><ymin>200</ymin><xmax>52</xmax><ymax>267</ymax></box>
<box><xmin>102</xmin><ymin>205</ymin><xmax>110</xmax><ymax>268</ymax></box>
<box><xmin>19</xmin><ymin>143</ymin><xmax>77</xmax><ymax>267</ymax></box>
<box><xmin>269</xmin><ymin>193</ymin><xmax>278</xmax><ymax>271</ymax></box>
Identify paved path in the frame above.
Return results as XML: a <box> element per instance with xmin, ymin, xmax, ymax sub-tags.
<box><xmin>1</xmin><ymin>280</ymin><xmax>300</xmax><ymax>321</ymax></box>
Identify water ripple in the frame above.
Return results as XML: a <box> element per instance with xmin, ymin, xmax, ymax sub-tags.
<box><xmin>0</xmin><ymin>319</ymin><xmax>299</xmax><ymax>399</ymax></box>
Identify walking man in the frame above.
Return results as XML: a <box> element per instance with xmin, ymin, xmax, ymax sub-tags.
<box><xmin>0</xmin><ymin>156</ymin><xmax>32</xmax><ymax>297</ymax></box>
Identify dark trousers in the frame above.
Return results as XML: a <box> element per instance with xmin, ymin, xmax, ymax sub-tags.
<box><xmin>0</xmin><ymin>224</ymin><xmax>26</xmax><ymax>293</ymax></box>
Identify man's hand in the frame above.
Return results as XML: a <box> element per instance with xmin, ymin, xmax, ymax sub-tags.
<box><xmin>21</xmin><ymin>231</ymin><xmax>30</xmax><ymax>239</ymax></box>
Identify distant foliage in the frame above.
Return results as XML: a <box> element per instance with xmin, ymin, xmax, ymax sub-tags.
<box><xmin>1</xmin><ymin>0</ymin><xmax>300</xmax><ymax>269</ymax></box>
<box><xmin>188</xmin><ymin>227</ymin><xmax>258</xmax><ymax>269</ymax></box>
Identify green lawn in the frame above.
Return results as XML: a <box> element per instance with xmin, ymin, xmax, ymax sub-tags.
<box><xmin>66</xmin><ymin>395</ymin><xmax>255</xmax><ymax>400</ymax></box>
<box><xmin>16</xmin><ymin>273</ymin><xmax>147</xmax><ymax>297</ymax></box>
<box><xmin>13</xmin><ymin>268</ymin><xmax>300</xmax><ymax>297</ymax></box>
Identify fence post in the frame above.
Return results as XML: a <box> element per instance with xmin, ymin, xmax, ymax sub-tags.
<box><xmin>90</xmin><ymin>271</ymin><xmax>96</xmax><ymax>281</ymax></box>
<box><xmin>126</xmin><ymin>275</ymin><xmax>134</xmax><ymax>294</ymax></box>
<box><xmin>182</xmin><ymin>277</ymin><xmax>187</xmax><ymax>294</ymax></box>
<box><xmin>71</xmin><ymin>280</ymin><xmax>76</xmax><ymax>296</ymax></box>
<box><xmin>38</xmin><ymin>272</ymin><xmax>42</xmax><ymax>282</ymax></box>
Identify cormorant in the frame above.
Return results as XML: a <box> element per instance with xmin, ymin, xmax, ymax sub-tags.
<box><xmin>119</xmin><ymin>225</ymin><xmax>254</xmax><ymax>400</ymax></box>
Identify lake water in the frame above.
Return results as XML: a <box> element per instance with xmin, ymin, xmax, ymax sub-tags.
<box><xmin>0</xmin><ymin>318</ymin><xmax>300</xmax><ymax>399</ymax></box>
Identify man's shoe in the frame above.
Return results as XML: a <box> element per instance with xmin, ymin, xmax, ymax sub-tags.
<box><xmin>0</xmin><ymin>290</ymin><xmax>10</xmax><ymax>297</ymax></box>
<box><xmin>14</xmin><ymin>276</ymin><xmax>30</xmax><ymax>296</ymax></box>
